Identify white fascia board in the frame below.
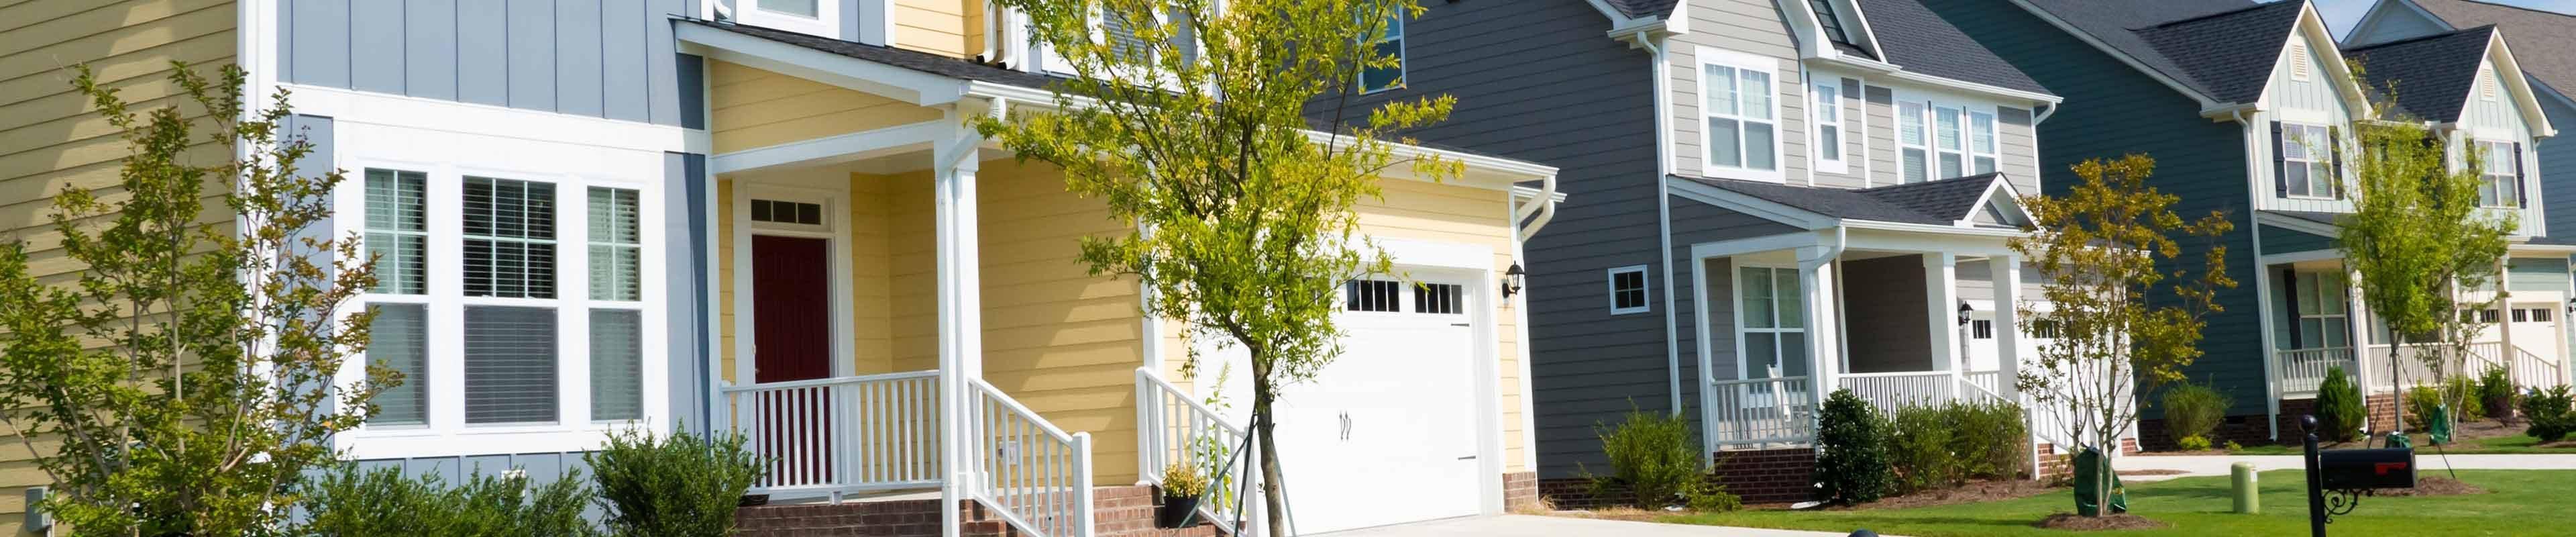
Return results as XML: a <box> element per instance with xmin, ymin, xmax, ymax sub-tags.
<box><xmin>1962</xmin><ymin>175</ymin><xmax>2037</xmax><ymax>226</ymax></box>
<box><xmin>2485</xmin><ymin>36</ymin><xmax>2561</xmax><ymax>138</ymax></box>
<box><xmin>1777</xmin><ymin>0</ymin><xmax>1832</xmax><ymax>58</ymax></box>
<box><xmin>2004</xmin><ymin>0</ymin><xmax>2225</xmax><ymax>111</ymax></box>
<box><xmin>1511</xmin><ymin>185</ymin><xmax>1570</xmax><ymax>203</ymax></box>
<box><xmin>1810</xmin><ymin>56</ymin><xmax>2061</xmax><ymax>105</ymax></box>
<box><xmin>2253</xmin><ymin>211</ymin><xmax>2344</xmax><ymax>237</ymax></box>
<box><xmin>1664</xmin><ymin>0</ymin><xmax>1690</xmax><ymax>34</ymax></box>
<box><xmin>1666</xmin><ymin>177</ymin><xmax>1839</xmax><ymax>229</ymax></box>
<box><xmin>1688</xmin><ymin>230</ymin><xmax>1828</xmax><ymax>259</ymax></box>
<box><xmin>1839</xmin><ymin>219</ymin><xmax>2026</xmax><ymax>238</ymax></box>
<box><xmin>1833</xmin><ymin>0</ymin><xmax>1888</xmax><ymax>61</ymax></box>
<box><xmin>675</xmin><ymin>23</ymin><xmax>967</xmax><ymax>105</ymax></box>
<box><xmin>708</xmin><ymin>119</ymin><xmax>949</xmax><ymax>175</ymax></box>
<box><xmin>2507</xmin><ymin>243</ymin><xmax>2576</xmax><ymax>254</ymax></box>
<box><xmin>2288</xmin><ymin>5</ymin><xmax>2377</xmax><ymax>121</ymax></box>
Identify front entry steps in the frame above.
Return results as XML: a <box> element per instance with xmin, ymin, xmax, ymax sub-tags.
<box><xmin>735</xmin><ymin>486</ymin><xmax>1226</xmax><ymax>537</ymax></box>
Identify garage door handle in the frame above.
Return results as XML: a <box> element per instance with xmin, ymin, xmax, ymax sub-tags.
<box><xmin>1455</xmin><ymin>456</ymin><xmax>1477</xmax><ymax>460</ymax></box>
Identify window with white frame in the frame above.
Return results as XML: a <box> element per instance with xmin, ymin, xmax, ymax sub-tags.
<box><xmin>734</xmin><ymin>0</ymin><xmax>841</xmax><ymax>40</ymax></box>
<box><xmin>1969</xmin><ymin>110</ymin><xmax>1998</xmax><ymax>175</ymax></box>
<box><xmin>1900</xmin><ymin>101</ymin><xmax>1928</xmax><ymax>183</ymax></box>
<box><xmin>2290</xmin><ymin>271</ymin><xmax>2348</xmax><ymax>350</ymax></box>
<box><xmin>1699</xmin><ymin>49</ymin><xmax>1780</xmax><ymax>180</ymax></box>
<box><xmin>1737</xmin><ymin>266</ymin><xmax>1807</xmax><ymax>379</ymax></box>
<box><xmin>1935</xmin><ymin>105</ymin><xmax>1965</xmax><ymax>179</ymax></box>
<box><xmin>2277</xmin><ymin>123</ymin><xmax>2336</xmax><ymax>199</ymax></box>
<box><xmin>1608</xmin><ymin>265</ymin><xmax>1650</xmax><ymax>314</ymax></box>
<box><xmin>2475</xmin><ymin>140</ymin><xmax>2520</xmax><ymax>207</ymax></box>
<box><xmin>354</xmin><ymin>167</ymin><xmax>655</xmax><ymax>432</ymax></box>
<box><xmin>1813</xmin><ymin>81</ymin><xmax>1845</xmax><ymax>173</ymax></box>
<box><xmin>1358</xmin><ymin>7</ymin><xmax>1405</xmax><ymax>93</ymax></box>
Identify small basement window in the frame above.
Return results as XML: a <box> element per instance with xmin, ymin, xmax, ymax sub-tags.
<box><xmin>1608</xmin><ymin>265</ymin><xmax>1650</xmax><ymax>315</ymax></box>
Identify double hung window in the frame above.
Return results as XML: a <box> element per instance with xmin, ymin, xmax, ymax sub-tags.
<box><xmin>1900</xmin><ymin>98</ymin><xmax>2000</xmax><ymax>183</ymax></box>
<box><xmin>1813</xmin><ymin>82</ymin><xmax>1845</xmax><ymax>173</ymax></box>
<box><xmin>2290</xmin><ymin>271</ymin><xmax>2348</xmax><ymax>349</ymax></box>
<box><xmin>2278</xmin><ymin>124</ymin><xmax>2336</xmax><ymax>199</ymax></box>
<box><xmin>1699</xmin><ymin>48</ymin><xmax>1780</xmax><ymax>180</ymax></box>
<box><xmin>1900</xmin><ymin>102</ymin><xmax>1928</xmax><ymax>183</ymax></box>
<box><xmin>1737</xmin><ymin>266</ymin><xmax>1807</xmax><ymax>379</ymax></box>
<box><xmin>2475</xmin><ymin>140</ymin><xmax>2520</xmax><ymax>207</ymax></box>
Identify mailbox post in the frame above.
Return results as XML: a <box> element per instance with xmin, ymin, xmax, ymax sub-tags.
<box><xmin>2300</xmin><ymin>415</ymin><xmax>2417</xmax><ymax>536</ymax></box>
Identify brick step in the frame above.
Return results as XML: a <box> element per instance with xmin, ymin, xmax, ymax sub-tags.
<box><xmin>737</xmin><ymin>485</ymin><xmax>1226</xmax><ymax>537</ymax></box>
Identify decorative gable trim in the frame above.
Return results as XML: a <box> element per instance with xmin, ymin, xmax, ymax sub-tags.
<box><xmin>2263</xmin><ymin>5</ymin><xmax>2377</xmax><ymax>121</ymax></box>
<box><xmin>1961</xmin><ymin>175</ymin><xmax>2036</xmax><ymax>228</ymax></box>
<box><xmin>2475</xmin><ymin>34</ymin><xmax>2561</xmax><ymax>138</ymax></box>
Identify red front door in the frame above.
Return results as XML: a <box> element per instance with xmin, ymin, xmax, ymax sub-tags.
<box><xmin>751</xmin><ymin>235</ymin><xmax>834</xmax><ymax>485</ymax></box>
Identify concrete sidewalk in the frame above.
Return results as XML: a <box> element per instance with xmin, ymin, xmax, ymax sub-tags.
<box><xmin>1316</xmin><ymin>514</ymin><xmax>1870</xmax><ymax>537</ymax></box>
<box><xmin>2116</xmin><ymin>453</ymin><xmax>2576</xmax><ymax>481</ymax></box>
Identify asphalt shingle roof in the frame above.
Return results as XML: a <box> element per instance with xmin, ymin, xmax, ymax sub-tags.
<box><xmin>1677</xmin><ymin>173</ymin><xmax>2010</xmax><ymax>225</ymax></box>
<box><xmin>2344</xmin><ymin>26</ymin><xmax>2494</xmax><ymax>122</ymax></box>
<box><xmin>1856</xmin><ymin>0</ymin><xmax>2050</xmax><ymax>95</ymax></box>
<box><xmin>685</xmin><ymin>19</ymin><xmax>1063</xmax><ymax>90</ymax></box>
<box><xmin>2406</xmin><ymin>0</ymin><xmax>2576</xmax><ymax>97</ymax></box>
<box><xmin>2016</xmin><ymin>0</ymin><xmax>2312</xmax><ymax>105</ymax></box>
<box><xmin>1605</xmin><ymin>0</ymin><xmax>1678</xmax><ymax>19</ymax></box>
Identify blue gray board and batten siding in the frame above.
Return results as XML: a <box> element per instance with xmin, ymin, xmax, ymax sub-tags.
<box><xmin>277</xmin><ymin>0</ymin><xmax>706</xmax><ymax>128</ymax></box>
<box><xmin>1921</xmin><ymin>0</ymin><xmax>2271</xmax><ymax>418</ymax></box>
<box><xmin>1301</xmin><ymin>0</ymin><xmax>1664</xmax><ymax>479</ymax></box>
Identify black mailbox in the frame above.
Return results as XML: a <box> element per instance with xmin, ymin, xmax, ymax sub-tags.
<box><xmin>2318</xmin><ymin>448</ymin><xmax>2416</xmax><ymax>490</ymax></box>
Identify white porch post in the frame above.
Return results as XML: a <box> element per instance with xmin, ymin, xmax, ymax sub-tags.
<box><xmin>2345</xmin><ymin>264</ymin><xmax>2374</xmax><ymax>397</ymax></box>
<box><xmin>935</xmin><ymin>127</ymin><xmax>985</xmax><ymax>537</ymax></box>
<box><xmin>1925</xmin><ymin>253</ymin><xmax>1960</xmax><ymax>375</ymax></box>
<box><xmin>2496</xmin><ymin>259</ymin><xmax>2514</xmax><ymax>381</ymax></box>
<box><xmin>1799</xmin><ymin>248</ymin><xmax>1841</xmax><ymax>412</ymax></box>
<box><xmin>1990</xmin><ymin>255</ymin><xmax>2023</xmax><ymax>402</ymax></box>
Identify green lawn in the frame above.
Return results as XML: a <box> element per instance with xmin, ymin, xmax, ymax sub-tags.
<box><xmin>1654</xmin><ymin>470</ymin><xmax>2571</xmax><ymax>536</ymax></box>
<box><xmin>2221</xmin><ymin>433</ymin><xmax>2572</xmax><ymax>454</ymax></box>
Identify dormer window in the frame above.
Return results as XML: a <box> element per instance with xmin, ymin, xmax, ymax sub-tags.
<box><xmin>2475</xmin><ymin>140</ymin><xmax>2522</xmax><ymax>207</ymax></box>
<box><xmin>1810</xmin><ymin>0</ymin><xmax>1854</xmax><ymax>48</ymax></box>
<box><xmin>2274</xmin><ymin>123</ymin><xmax>2339</xmax><ymax>199</ymax></box>
<box><xmin>1698</xmin><ymin>47</ymin><xmax>1781</xmax><ymax>181</ymax></box>
<box><xmin>736</xmin><ymin>0</ymin><xmax>841</xmax><ymax>40</ymax></box>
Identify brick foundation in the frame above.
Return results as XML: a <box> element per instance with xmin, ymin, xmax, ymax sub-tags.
<box><xmin>1709</xmin><ymin>448</ymin><xmax>1819</xmax><ymax>504</ymax></box>
<box><xmin>734</xmin><ymin>485</ymin><xmax>1222</xmax><ymax>537</ymax></box>
<box><xmin>1502</xmin><ymin>471</ymin><xmax>1542</xmax><ymax>512</ymax></box>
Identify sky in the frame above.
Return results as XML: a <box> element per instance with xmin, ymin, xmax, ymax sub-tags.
<box><xmin>2301</xmin><ymin>0</ymin><xmax>2576</xmax><ymax>36</ymax></box>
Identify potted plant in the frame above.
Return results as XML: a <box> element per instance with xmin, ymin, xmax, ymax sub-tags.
<box><xmin>1156</xmin><ymin>462</ymin><xmax>1209</xmax><ymax>528</ymax></box>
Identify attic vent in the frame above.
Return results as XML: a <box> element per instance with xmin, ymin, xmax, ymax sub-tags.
<box><xmin>2482</xmin><ymin>70</ymin><xmax>2499</xmax><ymax>101</ymax></box>
<box><xmin>2289</xmin><ymin>42</ymin><xmax>2311</xmax><ymax>81</ymax></box>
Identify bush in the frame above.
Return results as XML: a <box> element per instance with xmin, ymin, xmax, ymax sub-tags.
<box><xmin>2521</xmin><ymin>385</ymin><xmax>2575</xmax><ymax>442</ymax></box>
<box><xmin>2479</xmin><ymin>367</ymin><xmax>2517</xmax><ymax>422</ymax></box>
<box><xmin>2224</xmin><ymin>440</ymin><xmax>2245</xmax><ymax>452</ymax></box>
<box><xmin>1945</xmin><ymin>399</ymin><xmax>2027</xmax><ymax>481</ymax></box>
<box><xmin>2159</xmin><ymin>382</ymin><xmax>2232</xmax><ymax>446</ymax></box>
<box><xmin>302</xmin><ymin>465</ymin><xmax>597</xmax><ymax>536</ymax></box>
<box><xmin>2314</xmin><ymin>367</ymin><xmax>2367</xmax><ymax>442</ymax></box>
<box><xmin>1814</xmin><ymin>389</ymin><xmax>1892</xmax><ymax>505</ymax></box>
<box><xmin>1885</xmin><ymin>403</ymin><xmax>1957</xmax><ymax>494</ymax></box>
<box><xmin>2404</xmin><ymin>381</ymin><xmax>2482</xmax><ymax>430</ymax></box>
<box><xmin>2446</xmin><ymin>376</ymin><xmax>2487</xmax><ymax>422</ymax></box>
<box><xmin>2176</xmin><ymin>435</ymin><xmax>2212</xmax><ymax>451</ymax></box>
<box><xmin>1582</xmin><ymin>407</ymin><xmax>1705</xmax><ymax>508</ymax></box>
<box><xmin>586</xmin><ymin>428</ymin><xmax>767</xmax><ymax>537</ymax></box>
<box><xmin>1682</xmin><ymin>479</ymin><xmax>1743</xmax><ymax>513</ymax></box>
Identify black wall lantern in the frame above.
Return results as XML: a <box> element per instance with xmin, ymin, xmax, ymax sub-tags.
<box><xmin>1502</xmin><ymin>264</ymin><xmax>1526</xmax><ymax>299</ymax></box>
<box><xmin>1957</xmin><ymin>301</ymin><xmax>1974</xmax><ymax>326</ymax></box>
<box><xmin>2563</xmin><ymin>297</ymin><xmax>2574</xmax><ymax>315</ymax></box>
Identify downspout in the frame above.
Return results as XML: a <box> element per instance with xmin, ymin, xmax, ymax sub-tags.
<box><xmin>1640</xmin><ymin>30</ymin><xmax>1685</xmax><ymax>416</ymax></box>
<box><xmin>2233</xmin><ymin>107</ymin><xmax>2284</xmax><ymax>441</ymax></box>
<box><xmin>1801</xmin><ymin>227</ymin><xmax>1848</xmax><ymax>416</ymax></box>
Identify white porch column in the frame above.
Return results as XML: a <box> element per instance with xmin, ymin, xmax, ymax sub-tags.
<box><xmin>934</xmin><ymin>130</ymin><xmax>984</xmax><ymax>537</ymax></box>
<box><xmin>1925</xmin><ymin>253</ymin><xmax>1960</xmax><ymax>373</ymax></box>
<box><xmin>1990</xmin><ymin>255</ymin><xmax>2023</xmax><ymax>402</ymax></box>
<box><xmin>2496</xmin><ymin>259</ymin><xmax>2514</xmax><ymax>381</ymax></box>
<box><xmin>1799</xmin><ymin>248</ymin><xmax>1841</xmax><ymax>411</ymax></box>
<box><xmin>2345</xmin><ymin>264</ymin><xmax>2374</xmax><ymax>396</ymax></box>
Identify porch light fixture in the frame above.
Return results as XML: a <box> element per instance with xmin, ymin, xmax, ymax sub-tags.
<box><xmin>1958</xmin><ymin>301</ymin><xmax>1974</xmax><ymax>326</ymax></box>
<box><xmin>1502</xmin><ymin>264</ymin><xmax>1526</xmax><ymax>299</ymax></box>
<box><xmin>2565</xmin><ymin>297</ymin><xmax>2574</xmax><ymax>315</ymax></box>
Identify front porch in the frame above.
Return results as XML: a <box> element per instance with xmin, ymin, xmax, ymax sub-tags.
<box><xmin>2262</xmin><ymin>252</ymin><xmax>2575</xmax><ymax>405</ymax></box>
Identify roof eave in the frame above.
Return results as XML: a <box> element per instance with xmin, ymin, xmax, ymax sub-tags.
<box><xmin>2004</xmin><ymin>0</ymin><xmax>2227</xmax><ymax>111</ymax></box>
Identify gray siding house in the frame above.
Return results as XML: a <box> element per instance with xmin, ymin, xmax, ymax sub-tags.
<box><xmin>1926</xmin><ymin>0</ymin><xmax>2568</xmax><ymax>449</ymax></box>
<box><xmin>1318</xmin><ymin>0</ymin><xmax>2072</xmax><ymax>501</ymax></box>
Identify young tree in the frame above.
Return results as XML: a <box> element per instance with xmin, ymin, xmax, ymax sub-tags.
<box><xmin>0</xmin><ymin>62</ymin><xmax>391</xmax><ymax>536</ymax></box>
<box><xmin>2334</xmin><ymin>75</ymin><xmax>2515</xmax><ymax>440</ymax></box>
<box><xmin>974</xmin><ymin>0</ymin><xmax>1454</xmax><ymax>534</ymax></box>
<box><xmin>2009</xmin><ymin>154</ymin><xmax>2235</xmax><ymax>517</ymax></box>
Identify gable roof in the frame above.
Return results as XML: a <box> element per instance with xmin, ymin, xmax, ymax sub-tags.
<box><xmin>1855</xmin><ymin>0</ymin><xmax>2049</xmax><ymax>94</ymax></box>
<box><xmin>2343</xmin><ymin>26</ymin><xmax>2494</xmax><ymax>122</ymax></box>
<box><xmin>1676</xmin><ymin>173</ymin><xmax>2020</xmax><ymax>226</ymax></box>
<box><xmin>2014</xmin><ymin>0</ymin><xmax>2315</xmax><ymax>105</ymax></box>
<box><xmin>686</xmin><ymin>19</ymin><xmax>1063</xmax><ymax>90</ymax></box>
<box><xmin>1603</xmin><ymin>0</ymin><xmax>1680</xmax><ymax>19</ymax></box>
<box><xmin>2404</xmin><ymin>0</ymin><xmax>2576</xmax><ymax>97</ymax></box>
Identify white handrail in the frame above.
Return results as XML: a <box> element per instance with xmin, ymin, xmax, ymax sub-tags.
<box><xmin>967</xmin><ymin>379</ymin><xmax>1096</xmax><ymax>537</ymax></box>
<box><xmin>2273</xmin><ymin>347</ymin><xmax>2356</xmax><ymax>397</ymax></box>
<box><xmin>1707</xmin><ymin>376</ymin><xmax>1815</xmax><ymax>448</ymax></box>
<box><xmin>1134</xmin><ymin>368</ymin><xmax>1253</xmax><ymax>536</ymax></box>
<box><xmin>721</xmin><ymin>371</ymin><xmax>943</xmax><ymax>495</ymax></box>
<box><xmin>1837</xmin><ymin>371</ymin><xmax>1955</xmax><ymax>411</ymax></box>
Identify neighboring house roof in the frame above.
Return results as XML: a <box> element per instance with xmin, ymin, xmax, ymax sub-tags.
<box><xmin>2402</xmin><ymin>0</ymin><xmax>2576</xmax><ymax>96</ymax></box>
<box><xmin>686</xmin><ymin>19</ymin><xmax>1064</xmax><ymax>90</ymax></box>
<box><xmin>2343</xmin><ymin>26</ymin><xmax>2495</xmax><ymax>122</ymax></box>
<box><xmin>1604</xmin><ymin>0</ymin><xmax>1679</xmax><ymax>19</ymax></box>
<box><xmin>1678</xmin><ymin>173</ymin><xmax>2017</xmax><ymax>226</ymax></box>
<box><xmin>1855</xmin><ymin>0</ymin><xmax>2050</xmax><ymax>94</ymax></box>
<box><xmin>2015</xmin><ymin>0</ymin><xmax>2316</xmax><ymax>105</ymax></box>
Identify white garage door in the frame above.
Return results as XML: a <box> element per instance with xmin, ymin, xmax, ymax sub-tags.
<box><xmin>1271</xmin><ymin>276</ymin><xmax>1484</xmax><ymax>534</ymax></box>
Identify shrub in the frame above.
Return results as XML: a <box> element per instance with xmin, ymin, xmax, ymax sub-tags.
<box><xmin>2224</xmin><ymin>440</ymin><xmax>2245</xmax><ymax>452</ymax></box>
<box><xmin>301</xmin><ymin>465</ymin><xmax>597</xmax><ymax>536</ymax></box>
<box><xmin>2314</xmin><ymin>367</ymin><xmax>2367</xmax><ymax>442</ymax></box>
<box><xmin>2521</xmin><ymin>386</ymin><xmax>2576</xmax><ymax>442</ymax></box>
<box><xmin>1582</xmin><ymin>407</ymin><xmax>1705</xmax><ymax>508</ymax></box>
<box><xmin>1885</xmin><ymin>403</ymin><xmax>1957</xmax><ymax>494</ymax></box>
<box><xmin>1945</xmin><ymin>399</ymin><xmax>2027</xmax><ymax>481</ymax></box>
<box><xmin>1682</xmin><ymin>479</ymin><xmax>1743</xmax><ymax>513</ymax></box>
<box><xmin>2445</xmin><ymin>376</ymin><xmax>2487</xmax><ymax>422</ymax></box>
<box><xmin>586</xmin><ymin>428</ymin><xmax>767</xmax><ymax>537</ymax></box>
<box><xmin>2159</xmin><ymin>382</ymin><xmax>2232</xmax><ymax>446</ymax></box>
<box><xmin>2479</xmin><ymin>367</ymin><xmax>2517</xmax><ymax>422</ymax></box>
<box><xmin>2176</xmin><ymin>435</ymin><xmax>2212</xmax><ymax>451</ymax></box>
<box><xmin>2404</xmin><ymin>382</ymin><xmax>2483</xmax><ymax>430</ymax></box>
<box><xmin>1814</xmin><ymin>389</ymin><xmax>1892</xmax><ymax>504</ymax></box>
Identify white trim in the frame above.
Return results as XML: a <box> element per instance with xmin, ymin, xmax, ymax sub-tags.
<box><xmin>1607</xmin><ymin>264</ymin><xmax>1653</xmax><ymax>315</ymax></box>
<box><xmin>278</xmin><ymin>84</ymin><xmax>707</xmax><ymax>154</ymax></box>
<box><xmin>1379</xmin><ymin>237</ymin><xmax>1493</xmax><ymax>271</ymax></box>
<box><xmin>1686</xmin><ymin>232</ymin><xmax>1825</xmax><ymax>260</ymax></box>
<box><xmin>1693</xmin><ymin>46</ymin><xmax>1788</xmax><ymax>183</ymax></box>
<box><xmin>1356</xmin><ymin>7</ymin><xmax>1408</xmax><ymax>95</ymax></box>
<box><xmin>1812</xmin><ymin>80</ymin><xmax>1849</xmax><ymax>175</ymax></box>
<box><xmin>676</xmin><ymin>23</ymin><xmax>969</xmax><ymax>106</ymax></box>
<box><xmin>727</xmin><ymin>181</ymin><xmax>861</xmax><ymax>389</ymax></box>
<box><xmin>2254</xmin><ymin>211</ymin><xmax>2343</xmax><ymax>238</ymax></box>
<box><xmin>734</xmin><ymin>0</ymin><xmax>843</xmax><ymax>42</ymax></box>
<box><xmin>708</xmin><ymin>120</ymin><xmax>949</xmax><ymax>175</ymax></box>
<box><xmin>1963</xmin><ymin>176</ymin><xmax>2036</xmax><ymax>226</ymax></box>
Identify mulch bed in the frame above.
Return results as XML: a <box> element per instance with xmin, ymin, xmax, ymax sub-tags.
<box><xmin>1834</xmin><ymin>480</ymin><xmax>2065</xmax><ymax>511</ymax></box>
<box><xmin>2034</xmin><ymin>513</ymin><xmax>2168</xmax><ymax>530</ymax></box>
<box><xmin>2376</xmin><ymin>477</ymin><xmax>2485</xmax><ymax>497</ymax></box>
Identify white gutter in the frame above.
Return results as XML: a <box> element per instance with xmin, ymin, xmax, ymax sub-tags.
<box><xmin>1638</xmin><ymin>30</ymin><xmax>1686</xmax><ymax>416</ymax></box>
<box><xmin>1809</xmin><ymin>56</ymin><xmax>2065</xmax><ymax>105</ymax></box>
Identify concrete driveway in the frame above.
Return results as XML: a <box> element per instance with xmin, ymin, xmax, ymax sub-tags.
<box><xmin>1315</xmin><ymin>514</ymin><xmax>1869</xmax><ymax>537</ymax></box>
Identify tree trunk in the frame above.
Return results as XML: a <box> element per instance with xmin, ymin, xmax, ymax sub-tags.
<box><xmin>2387</xmin><ymin>344</ymin><xmax>2404</xmax><ymax>442</ymax></box>
<box><xmin>1254</xmin><ymin>367</ymin><xmax>1290</xmax><ymax>537</ymax></box>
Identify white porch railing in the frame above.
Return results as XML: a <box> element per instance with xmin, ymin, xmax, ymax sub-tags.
<box><xmin>2506</xmin><ymin>345</ymin><xmax>2565</xmax><ymax>389</ymax></box>
<box><xmin>967</xmin><ymin>379</ymin><xmax>1095</xmax><ymax>537</ymax></box>
<box><xmin>1134</xmin><ymin>368</ymin><xmax>1254</xmax><ymax>536</ymax></box>
<box><xmin>721</xmin><ymin>371</ymin><xmax>944</xmax><ymax>496</ymax></box>
<box><xmin>2275</xmin><ymin>347</ymin><xmax>2357</xmax><ymax>398</ymax></box>
<box><xmin>1708</xmin><ymin>376</ymin><xmax>1815</xmax><ymax>448</ymax></box>
<box><xmin>2361</xmin><ymin>342</ymin><xmax>2565</xmax><ymax>391</ymax></box>
<box><xmin>1962</xmin><ymin>370</ymin><xmax>2004</xmax><ymax>399</ymax></box>
<box><xmin>1838</xmin><ymin>371</ymin><xmax>1958</xmax><ymax>411</ymax></box>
